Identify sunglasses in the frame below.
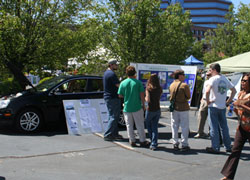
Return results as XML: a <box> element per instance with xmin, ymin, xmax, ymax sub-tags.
<box><xmin>241</xmin><ymin>79</ymin><xmax>248</xmax><ymax>82</ymax></box>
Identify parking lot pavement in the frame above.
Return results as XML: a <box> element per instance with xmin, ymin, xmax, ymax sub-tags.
<box><xmin>96</xmin><ymin>110</ymin><xmax>250</xmax><ymax>180</ymax></box>
<box><xmin>0</xmin><ymin>110</ymin><xmax>249</xmax><ymax>180</ymax></box>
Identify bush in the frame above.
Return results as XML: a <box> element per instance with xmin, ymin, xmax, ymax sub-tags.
<box><xmin>196</xmin><ymin>75</ymin><xmax>203</xmax><ymax>93</ymax></box>
<box><xmin>0</xmin><ymin>78</ymin><xmax>22</xmax><ymax>97</ymax></box>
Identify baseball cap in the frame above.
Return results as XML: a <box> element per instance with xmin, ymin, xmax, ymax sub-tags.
<box><xmin>108</xmin><ymin>59</ymin><xmax>117</xmax><ymax>65</ymax></box>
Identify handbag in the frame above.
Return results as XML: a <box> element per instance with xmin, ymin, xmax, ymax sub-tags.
<box><xmin>169</xmin><ymin>82</ymin><xmax>182</xmax><ymax>112</ymax></box>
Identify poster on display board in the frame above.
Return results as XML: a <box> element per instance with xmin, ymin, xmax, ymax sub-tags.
<box><xmin>63</xmin><ymin>99</ymin><xmax>108</xmax><ymax>135</ymax></box>
<box><xmin>130</xmin><ymin>63</ymin><xmax>197</xmax><ymax>106</ymax></box>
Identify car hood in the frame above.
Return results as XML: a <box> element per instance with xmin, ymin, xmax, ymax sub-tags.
<box><xmin>1</xmin><ymin>90</ymin><xmax>38</xmax><ymax>101</ymax></box>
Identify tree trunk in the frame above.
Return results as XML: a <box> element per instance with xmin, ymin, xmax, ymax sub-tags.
<box><xmin>5</xmin><ymin>60</ymin><xmax>34</xmax><ymax>91</ymax></box>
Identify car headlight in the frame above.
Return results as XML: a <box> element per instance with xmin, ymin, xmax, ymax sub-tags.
<box><xmin>0</xmin><ymin>99</ymin><xmax>10</xmax><ymax>109</ymax></box>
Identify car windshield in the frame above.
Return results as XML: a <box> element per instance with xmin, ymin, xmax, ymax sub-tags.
<box><xmin>34</xmin><ymin>76</ymin><xmax>69</xmax><ymax>92</ymax></box>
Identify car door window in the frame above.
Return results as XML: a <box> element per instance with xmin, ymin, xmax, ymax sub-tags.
<box><xmin>86</xmin><ymin>79</ymin><xmax>103</xmax><ymax>92</ymax></box>
<box><xmin>54</xmin><ymin>79</ymin><xmax>87</xmax><ymax>94</ymax></box>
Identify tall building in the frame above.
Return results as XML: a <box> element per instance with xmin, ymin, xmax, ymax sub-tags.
<box><xmin>161</xmin><ymin>0</ymin><xmax>232</xmax><ymax>40</ymax></box>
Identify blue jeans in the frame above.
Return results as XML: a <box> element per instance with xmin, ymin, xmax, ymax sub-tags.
<box><xmin>104</xmin><ymin>98</ymin><xmax>121</xmax><ymax>137</ymax></box>
<box><xmin>145</xmin><ymin>110</ymin><xmax>161</xmax><ymax>147</ymax></box>
<box><xmin>208</xmin><ymin>107</ymin><xmax>231</xmax><ymax>151</ymax></box>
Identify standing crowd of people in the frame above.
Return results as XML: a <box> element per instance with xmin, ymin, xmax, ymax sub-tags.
<box><xmin>103</xmin><ymin>60</ymin><xmax>250</xmax><ymax>180</ymax></box>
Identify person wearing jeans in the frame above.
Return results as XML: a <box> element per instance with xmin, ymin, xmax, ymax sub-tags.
<box><xmin>208</xmin><ymin>107</ymin><xmax>231</xmax><ymax>151</ymax></box>
<box><xmin>145</xmin><ymin>74</ymin><xmax>162</xmax><ymax>150</ymax></box>
<box><xmin>205</xmin><ymin>63</ymin><xmax>236</xmax><ymax>154</ymax></box>
<box><xmin>104</xmin><ymin>98</ymin><xmax>121</xmax><ymax>139</ymax></box>
<box><xmin>103</xmin><ymin>59</ymin><xmax>123</xmax><ymax>141</ymax></box>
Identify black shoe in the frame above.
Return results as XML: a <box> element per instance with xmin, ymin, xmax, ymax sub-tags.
<box><xmin>104</xmin><ymin>135</ymin><xmax>114</xmax><ymax>141</ymax></box>
<box><xmin>140</xmin><ymin>141</ymin><xmax>150</xmax><ymax>148</ymax></box>
<box><xmin>180</xmin><ymin>146</ymin><xmax>190</xmax><ymax>152</ymax></box>
<box><xmin>226</xmin><ymin>149</ymin><xmax>232</xmax><ymax>153</ymax></box>
<box><xmin>150</xmin><ymin>146</ymin><xmax>157</xmax><ymax>151</ymax></box>
<box><xmin>114</xmin><ymin>134</ymin><xmax>123</xmax><ymax>140</ymax></box>
<box><xmin>173</xmin><ymin>144</ymin><xmax>179</xmax><ymax>151</ymax></box>
<box><xmin>130</xmin><ymin>142</ymin><xmax>137</xmax><ymax>147</ymax></box>
<box><xmin>194</xmin><ymin>133</ymin><xmax>209</xmax><ymax>139</ymax></box>
<box><xmin>206</xmin><ymin>147</ymin><xmax>220</xmax><ymax>154</ymax></box>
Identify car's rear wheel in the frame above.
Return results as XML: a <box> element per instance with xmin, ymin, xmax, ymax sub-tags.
<box><xmin>15</xmin><ymin>108</ymin><xmax>43</xmax><ymax>133</ymax></box>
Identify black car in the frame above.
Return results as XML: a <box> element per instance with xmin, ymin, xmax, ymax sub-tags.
<box><xmin>0</xmin><ymin>75</ymin><xmax>126</xmax><ymax>133</ymax></box>
<box><xmin>0</xmin><ymin>75</ymin><xmax>108</xmax><ymax>133</ymax></box>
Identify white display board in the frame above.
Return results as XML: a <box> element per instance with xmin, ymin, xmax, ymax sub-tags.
<box><xmin>63</xmin><ymin>99</ymin><xmax>108</xmax><ymax>135</ymax></box>
<box><xmin>130</xmin><ymin>63</ymin><xmax>197</xmax><ymax>105</ymax></box>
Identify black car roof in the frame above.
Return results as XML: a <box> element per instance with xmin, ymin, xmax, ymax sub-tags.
<box><xmin>67</xmin><ymin>75</ymin><xmax>102</xmax><ymax>78</ymax></box>
<box><xmin>57</xmin><ymin>75</ymin><xmax>103</xmax><ymax>80</ymax></box>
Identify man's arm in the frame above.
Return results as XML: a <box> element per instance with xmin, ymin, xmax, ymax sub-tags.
<box><xmin>226</xmin><ymin>87</ymin><xmax>236</xmax><ymax>105</ymax></box>
<box><xmin>145</xmin><ymin>90</ymin><xmax>149</xmax><ymax>102</ymax></box>
<box><xmin>184</xmin><ymin>84</ymin><xmax>191</xmax><ymax>100</ymax></box>
<box><xmin>118</xmin><ymin>94</ymin><xmax>123</xmax><ymax>98</ymax></box>
<box><xmin>206</xmin><ymin>85</ymin><xmax>212</xmax><ymax>105</ymax></box>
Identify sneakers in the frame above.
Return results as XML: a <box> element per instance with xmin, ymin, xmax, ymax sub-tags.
<box><xmin>194</xmin><ymin>133</ymin><xmax>209</xmax><ymax>139</ymax></box>
<box><xmin>103</xmin><ymin>135</ymin><xmax>114</xmax><ymax>141</ymax></box>
<box><xmin>206</xmin><ymin>147</ymin><xmax>220</xmax><ymax>154</ymax></box>
<box><xmin>180</xmin><ymin>146</ymin><xmax>190</xmax><ymax>152</ymax></box>
<box><xmin>173</xmin><ymin>144</ymin><xmax>180</xmax><ymax>151</ymax></box>
<box><xmin>114</xmin><ymin>134</ymin><xmax>123</xmax><ymax>140</ymax></box>
<box><xmin>140</xmin><ymin>141</ymin><xmax>150</xmax><ymax>148</ymax></box>
<box><xmin>226</xmin><ymin>149</ymin><xmax>232</xmax><ymax>153</ymax></box>
<box><xmin>104</xmin><ymin>134</ymin><xmax>123</xmax><ymax>141</ymax></box>
<box><xmin>173</xmin><ymin>144</ymin><xmax>190</xmax><ymax>152</ymax></box>
<box><xmin>130</xmin><ymin>142</ymin><xmax>137</xmax><ymax>147</ymax></box>
<box><xmin>150</xmin><ymin>146</ymin><xmax>157</xmax><ymax>151</ymax></box>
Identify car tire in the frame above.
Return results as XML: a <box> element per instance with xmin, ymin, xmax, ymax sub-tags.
<box><xmin>15</xmin><ymin>108</ymin><xmax>43</xmax><ymax>133</ymax></box>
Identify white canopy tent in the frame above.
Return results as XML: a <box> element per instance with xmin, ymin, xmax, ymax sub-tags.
<box><xmin>206</xmin><ymin>51</ymin><xmax>250</xmax><ymax>72</ymax></box>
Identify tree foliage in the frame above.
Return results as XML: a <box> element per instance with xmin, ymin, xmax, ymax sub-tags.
<box><xmin>101</xmin><ymin>0</ymin><xmax>194</xmax><ymax>75</ymax></box>
<box><xmin>203</xmin><ymin>3</ymin><xmax>250</xmax><ymax>64</ymax></box>
<box><xmin>0</xmin><ymin>0</ymin><xmax>101</xmax><ymax>89</ymax></box>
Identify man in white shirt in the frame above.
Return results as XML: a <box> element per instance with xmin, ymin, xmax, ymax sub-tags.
<box><xmin>205</xmin><ymin>63</ymin><xmax>236</xmax><ymax>154</ymax></box>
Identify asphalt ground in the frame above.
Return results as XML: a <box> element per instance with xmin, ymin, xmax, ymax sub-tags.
<box><xmin>0</xmin><ymin>110</ymin><xmax>249</xmax><ymax>180</ymax></box>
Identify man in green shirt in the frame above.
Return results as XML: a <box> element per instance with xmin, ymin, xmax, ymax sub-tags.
<box><xmin>118</xmin><ymin>66</ymin><xmax>149</xmax><ymax>148</ymax></box>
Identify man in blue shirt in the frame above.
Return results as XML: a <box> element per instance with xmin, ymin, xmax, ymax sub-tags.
<box><xmin>103</xmin><ymin>59</ymin><xmax>123</xmax><ymax>141</ymax></box>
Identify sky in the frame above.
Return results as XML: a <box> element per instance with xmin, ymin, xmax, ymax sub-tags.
<box><xmin>231</xmin><ymin>0</ymin><xmax>249</xmax><ymax>10</ymax></box>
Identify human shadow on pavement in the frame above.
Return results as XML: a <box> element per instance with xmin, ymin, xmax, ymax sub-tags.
<box><xmin>157</xmin><ymin>131</ymin><xmax>200</xmax><ymax>140</ymax></box>
<box><xmin>156</xmin><ymin>132</ymin><xmax>172</xmax><ymax>140</ymax></box>
<box><xmin>155</xmin><ymin>146</ymin><xmax>198</xmax><ymax>155</ymax></box>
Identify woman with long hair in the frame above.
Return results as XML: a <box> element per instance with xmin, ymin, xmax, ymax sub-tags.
<box><xmin>145</xmin><ymin>74</ymin><xmax>162</xmax><ymax>150</ymax></box>
<box><xmin>221</xmin><ymin>73</ymin><xmax>250</xmax><ymax>180</ymax></box>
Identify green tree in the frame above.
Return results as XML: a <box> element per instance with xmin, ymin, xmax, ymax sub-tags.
<box><xmin>0</xmin><ymin>0</ymin><xmax>100</xmax><ymax>90</ymax></box>
<box><xmin>203</xmin><ymin>3</ymin><xmax>250</xmax><ymax>64</ymax></box>
<box><xmin>101</xmin><ymin>0</ymin><xmax>194</xmax><ymax>74</ymax></box>
<box><xmin>234</xmin><ymin>3</ymin><xmax>250</xmax><ymax>53</ymax></box>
